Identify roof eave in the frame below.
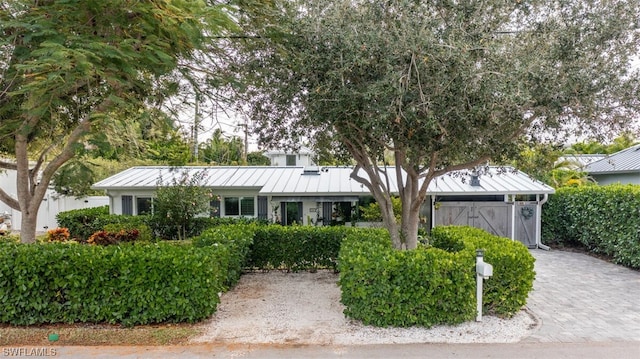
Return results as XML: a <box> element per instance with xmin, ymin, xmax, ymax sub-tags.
<box><xmin>589</xmin><ymin>170</ymin><xmax>640</xmax><ymax>175</ymax></box>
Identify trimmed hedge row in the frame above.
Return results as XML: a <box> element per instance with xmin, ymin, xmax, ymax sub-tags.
<box><xmin>542</xmin><ymin>185</ymin><xmax>640</xmax><ymax>269</ymax></box>
<box><xmin>247</xmin><ymin>226</ymin><xmax>353</xmax><ymax>271</ymax></box>
<box><xmin>338</xmin><ymin>229</ymin><xmax>476</xmax><ymax>327</ymax></box>
<box><xmin>150</xmin><ymin>216</ymin><xmax>266</xmax><ymax>241</ymax></box>
<box><xmin>0</xmin><ymin>242</ymin><xmax>225</xmax><ymax>326</ymax></box>
<box><xmin>338</xmin><ymin>226</ymin><xmax>535</xmax><ymax>327</ymax></box>
<box><xmin>431</xmin><ymin>226</ymin><xmax>536</xmax><ymax>317</ymax></box>
<box><xmin>193</xmin><ymin>224</ymin><xmax>255</xmax><ymax>287</ymax></box>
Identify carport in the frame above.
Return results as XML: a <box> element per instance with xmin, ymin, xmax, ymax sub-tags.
<box><xmin>425</xmin><ymin>167</ymin><xmax>555</xmax><ymax>249</ymax></box>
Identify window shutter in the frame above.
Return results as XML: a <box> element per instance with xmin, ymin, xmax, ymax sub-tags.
<box><xmin>122</xmin><ymin>195</ymin><xmax>133</xmax><ymax>215</ymax></box>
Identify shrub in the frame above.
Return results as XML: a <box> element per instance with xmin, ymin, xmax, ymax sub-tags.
<box><xmin>87</xmin><ymin>229</ymin><xmax>140</xmax><ymax>246</ymax></box>
<box><xmin>431</xmin><ymin>226</ymin><xmax>536</xmax><ymax>317</ymax></box>
<box><xmin>193</xmin><ymin>224</ymin><xmax>255</xmax><ymax>287</ymax></box>
<box><xmin>338</xmin><ymin>226</ymin><xmax>535</xmax><ymax>327</ymax></box>
<box><xmin>338</xmin><ymin>229</ymin><xmax>476</xmax><ymax>327</ymax></box>
<box><xmin>45</xmin><ymin>228</ymin><xmax>71</xmax><ymax>242</ymax></box>
<box><xmin>248</xmin><ymin>225</ymin><xmax>352</xmax><ymax>271</ymax></box>
<box><xmin>56</xmin><ymin>206</ymin><xmax>152</xmax><ymax>242</ymax></box>
<box><xmin>542</xmin><ymin>185</ymin><xmax>640</xmax><ymax>269</ymax></box>
<box><xmin>104</xmin><ymin>223</ymin><xmax>152</xmax><ymax>243</ymax></box>
<box><xmin>56</xmin><ymin>206</ymin><xmax>109</xmax><ymax>241</ymax></box>
<box><xmin>359</xmin><ymin>197</ymin><xmax>402</xmax><ymax>222</ymax></box>
<box><xmin>0</xmin><ymin>234</ymin><xmax>20</xmax><ymax>244</ymax></box>
<box><xmin>151</xmin><ymin>170</ymin><xmax>214</xmax><ymax>240</ymax></box>
<box><xmin>0</xmin><ymin>242</ymin><xmax>225</xmax><ymax>326</ymax></box>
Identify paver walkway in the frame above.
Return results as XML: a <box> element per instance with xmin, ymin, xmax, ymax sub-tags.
<box><xmin>524</xmin><ymin>249</ymin><xmax>640</xmax><ymax>342</ymax></box>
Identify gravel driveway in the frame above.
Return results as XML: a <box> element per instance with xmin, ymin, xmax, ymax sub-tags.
<box><xmin>191</xmin><ymin>270</ymin><xmax>537</xmax><ymax>345</ymax></box>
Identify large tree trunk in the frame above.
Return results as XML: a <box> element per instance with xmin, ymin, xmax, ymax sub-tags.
<box><xmin>15</xmin><ymin>133</ymin><xmax>45</xmax><ymax>244</ymax></box>
<box><xmin>398</xmin><ymin>166</ymin><xmax>426</xmax><ymax>250</ymax></box>
<box><xmin>19</xmin><ymin>211</ymin><xmax>40</xmax><ymax>244</ymax></box>
<box><xmin>10</xmin><ymin>119</ymin><xmax>90</xmax><ymax>243</ymax></box>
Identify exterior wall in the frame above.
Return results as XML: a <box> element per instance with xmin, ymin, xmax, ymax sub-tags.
<box><xmin>266</xmin><ymin>153</ymin><xmax>315</xmax><ymax>167</ymax></box>
<box><xmin>108</xmin><ymin>189</ymin><xmax>264</xmax><ymax>220</ymax></box>
<box><xmin>592</xmin><ymin>173</ymin><xmax>640</xmax><ymax>185</ymax></box>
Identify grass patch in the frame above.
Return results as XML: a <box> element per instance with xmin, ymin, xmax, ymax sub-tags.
<box><xmin>0</xmin><ymin>322</ymin><xmax>204</xmax><ymax>346</ymax></box>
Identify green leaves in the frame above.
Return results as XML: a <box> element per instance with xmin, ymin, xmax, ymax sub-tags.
<box><xmin>338</xmin><ymin>229</ymin><xmax>476</xmax><ymax>327</ymax></box>
<box><xmin>338</xmin><ymin>226</ymin><xmax>535</xmax><ymax>327</ymax></box>
<box><xmin>193</xmin><ymin>224</ymin><xmax>256</xmax><ymax>287</ymax></box>
<box><xmin>151</xmin><ymin>170</ymin><xmax>214</xmax><ymax>240</ymax></box>
<box><xmin>542</xmin><ymin>185</ymin><xmax>640</xmax><ymax>269</ymax></box>
<box><xmin>0</xmin><ymin>241</ymin><xmax>224</xmax><ymax>326</ymax></box>
<box><xmin>229</xmin><ymin>0</ymin><xmax>640</xmax><ymax>248</ymax></box>
<box><xmin>0</xmin><ymin>0</ymin><xmax>237</xmax><ymax>242</ymax></box>
<box><xmin>247</xmin><ymin>225</ymin><xmax>353</xmax><ymax>271</ymax></box>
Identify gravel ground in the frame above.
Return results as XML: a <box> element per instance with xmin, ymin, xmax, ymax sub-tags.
<box><xmin>191</xmin><ymin>271</ymin><xmax>538</xmax><ymax>345</ymax></box>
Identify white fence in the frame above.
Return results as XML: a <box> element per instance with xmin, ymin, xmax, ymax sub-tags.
<box><xmin>0</xmin><ymin>169</ymin><xmax>108</xmax><ymax>232</ymax></box>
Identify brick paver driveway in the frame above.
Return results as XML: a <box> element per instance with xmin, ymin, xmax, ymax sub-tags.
<box><xmin>524</xmin><ymin>249</ymin><xmax>640</xmax><ymax>342</ymax></box>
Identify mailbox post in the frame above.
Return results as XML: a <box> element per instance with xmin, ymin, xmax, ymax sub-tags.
<box><xmin>475</xmin><ymin>249</ymin><xmax>493</xmax><ymax>322</ymax></box>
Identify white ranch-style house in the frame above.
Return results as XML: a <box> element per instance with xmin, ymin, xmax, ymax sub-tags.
<box><xmin>92</xmin><ymin>164</ymin><xmax>554</xmax><ymax>249</ymax></box>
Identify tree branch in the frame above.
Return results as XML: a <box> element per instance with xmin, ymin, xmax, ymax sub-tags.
<box><xmin>0</xmin><ymin>187</ymin><xmax>19</xmax><ymax>211</ymax></box>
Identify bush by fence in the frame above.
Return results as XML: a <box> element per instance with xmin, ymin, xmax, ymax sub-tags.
<box><xmin>56</xmin><ymin>206</ymin><xmax>152</xmax><ymax>242</ymax></box>
<box><xmin>542</xmin><ymin>185</ymin><xmax>640</xmax><ymax>269</ymax></box>
<box><xmin>56</xmin><ymin>206</ymin><xmax>265</xmax><ymax>242</ymax></box>
<box><xmin>338</xmin><ymin>226</ymin><xmax>535</xmax><ymax>327</ymax></box>
<box><xmin>0</xmin><ymin>242</ymin><xmax>225</xmax><ymax>326</ymax></box>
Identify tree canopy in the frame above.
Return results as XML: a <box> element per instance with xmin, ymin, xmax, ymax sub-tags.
<box><xmin>229</xmin><ymin>0</ymin><xmax>640</xmax><ymax>249</ymax></box>
<box><xmin>0</xmin><ymin>0</ymin><xmax>235</xmax><ymax>242</ymax></box>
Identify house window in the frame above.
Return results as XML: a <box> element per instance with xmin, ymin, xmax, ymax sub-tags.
<box><xmin>224</xmin><ymin>197</ymin><xmax>255</xmax><ymax>216</ymax></box>
<box><xmin>286</xmin><ymin>154</ymin><xmax>296</xmax><ymax>166</ymax></box>
<box><xmin>136</xmin><ymin>197</ymin><xmax>153</xmax><ymax>215</ymax></box>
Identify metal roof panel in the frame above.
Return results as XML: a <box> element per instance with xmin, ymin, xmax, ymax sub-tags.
<box><xmin>92</xmin><ymin>165</ymin><xmax>554</xmax><ymax>195</ymax></box>
<box><xmin>586</xmin><ymin>145</ymin><xmax>640</xmax><ymax>174</ymax></box>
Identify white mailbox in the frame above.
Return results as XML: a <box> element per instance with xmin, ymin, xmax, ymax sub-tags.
<box><xmin>475</xmin><ymin>249</ymin><xmax>493</xmax><ymax>321</ymax></box>
<box><xmin>476</xmin><ymin>261</ymin><xmax>493</xmax><ymax>278</ymax></box>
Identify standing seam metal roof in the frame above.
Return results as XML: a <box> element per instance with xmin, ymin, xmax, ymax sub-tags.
<box><xmin>586</xmin><ymin>145</ymin><xmax>640</xmax><ymax>174</ymax></box>
<box><xmin>92</xmin><ymin>166</ymin><xmax>554</xmax><ymax>195</ymax></box>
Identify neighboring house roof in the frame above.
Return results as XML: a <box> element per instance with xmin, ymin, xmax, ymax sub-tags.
<box><xmin>585</xmin><ymin>145</ymin><xmax>640</xmax><ymax>174</ymax></box>
<box><xmin>92</xmin><ymin>166</ymin><xmax>554</xmax><ymax>196</ymax></box>
<box><xmin>556</xmin><ymin>154</ymin><xmax>606</xmax><ymax>170</ymax></box>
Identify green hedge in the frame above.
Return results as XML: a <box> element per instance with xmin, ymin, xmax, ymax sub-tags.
<box><xmin>338</xmin><ymin>226</ymin><xmax>535</xmax><ymax>327</ymax></box>
<box><xmin>56</xmin><ymin>207</ymin><xmax>267</xmax><ymax>242</ymax></box>
<box><xmin>338</xmin><ymin>229</ymin><xmax>476</xmax><ymax>327</ymax></box>
<box><xmin>431</xmin><ymin>226</ymin><xmax>536</xmax><ymax>317</ymax></box>
<box><xmin>0</xmin><ymin>242</ymin><xmax>224</xmax><ymax>326</ymax></box>
<box><xmin>247</xmin><ymin>225</ymin><xmax>352</xmax><ymax>271</ymax></box>
<box><xmin>542</xmin><ymin>185</ymin><xmax>640</xmax><ymax>269</ymax></box>
<box><xmin>56</xmin><ymin>206</ymin><xmax>152</xmax><ymax>242</ymax></box>
<box><xmin>192</xmin><ymin>224</ymin><xmax>255</xmax><ymax>287</ymax></box>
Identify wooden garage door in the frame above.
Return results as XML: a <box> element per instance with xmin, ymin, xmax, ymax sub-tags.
<box><xmin>434</xmin><ymin>202</ymin><xmax>512</xmax><ymax>238</ymax></box>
